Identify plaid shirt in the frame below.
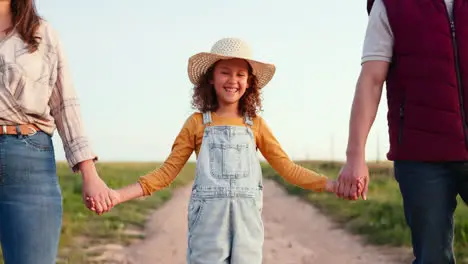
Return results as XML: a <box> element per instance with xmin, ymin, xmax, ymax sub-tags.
<box><xmin>0</xmin><ymin>21</ymin><xmax>97</xmax><ymax>171</ymax></box>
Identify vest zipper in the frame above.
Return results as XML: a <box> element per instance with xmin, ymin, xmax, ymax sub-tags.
<box><xmin>449</xmin><ymin>20</ymin><xmax>468</xmax><ymax>148</ymax></box>
<box><xmin>398</xmin><ymin>98</ymin><xmax>405</xmax><ymax>145</ymax></box>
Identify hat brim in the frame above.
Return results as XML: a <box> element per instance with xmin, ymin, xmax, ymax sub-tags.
<box><xmin>187</xmin><ymin>52</ymin><xmax>276</xmax><ymax>89</ymax></box>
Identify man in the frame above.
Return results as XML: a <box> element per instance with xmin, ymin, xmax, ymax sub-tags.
<box><xmin>336</xmin><ymin>0</ymin><xmax>468</xmax><ymax>263</ymax></box>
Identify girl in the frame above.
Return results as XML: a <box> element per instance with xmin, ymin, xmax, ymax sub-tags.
<box><xmin>106</xmin><ymin>37</ymin><xmax>337</xmax><ymax>263</ymax></box>
<box><xmin>0</xmin><ymin>1</ymin><xmax>115</xmax><ymax>263</ymax></box>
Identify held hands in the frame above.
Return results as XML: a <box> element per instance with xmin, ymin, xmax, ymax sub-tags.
<box><xmin>335</xmin><ymin>159</ymin><xmax>369</xmax><ymax>200</ymax></box>
<box><xmin>325</xmin><ymin>178</ymin><xmax>366</xmax><ymax>199</ymax></box>
<box><xmin>87</xmin><ymin>189</ymin><xmax>121</xmax><ymax>215</ymax></box>
<box><xmin>88</xmin><ymin>182</ymin><xmax>146</xmax><ymax>215</ymax></box>
<box><xmin>323</xmin><ymin>158</ymin><xmax>369</xmax><ymax>200</ymax></box>
<box><xmin>79</xmin><ymin>160</ymin><xmax>121</xmax><ymax>215</ymax></box>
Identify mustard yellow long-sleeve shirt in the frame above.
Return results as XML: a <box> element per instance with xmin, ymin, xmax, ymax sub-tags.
<box><xmin>138</xmin><ymin>112</ymin><xmax>327</xmax><ymax>195</ymax></box>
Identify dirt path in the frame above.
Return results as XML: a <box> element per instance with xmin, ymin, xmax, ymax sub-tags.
<box><xmin>97</xmin><ymin>180</ymin><xmax>411</xmax><ymax>263</ymax></box>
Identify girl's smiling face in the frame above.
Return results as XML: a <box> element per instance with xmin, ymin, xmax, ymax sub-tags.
<box><xmin>210</xmin><ymin>58</ymin><xmax>250</xmax><ymax>109</ymax></box>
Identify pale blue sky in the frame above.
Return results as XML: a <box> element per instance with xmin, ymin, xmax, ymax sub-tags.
<box><xmin>37</xmin><ymin>0</ymin><xmax>389</xmax><ymax>163</ymax></box>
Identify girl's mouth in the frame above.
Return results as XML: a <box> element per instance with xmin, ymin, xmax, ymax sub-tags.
<box><xmin>224</xmin><ymin>87</ymin><xmax>239</xmax><ymax>94</ymax></box>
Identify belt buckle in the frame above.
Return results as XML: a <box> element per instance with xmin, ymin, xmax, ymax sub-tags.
<box><xmin>2</xmin><ymin>125</ymin><xmax>6</xmax><ymax>134</ymax></box>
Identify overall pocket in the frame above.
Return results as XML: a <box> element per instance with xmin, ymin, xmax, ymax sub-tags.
<box><xmin>188</xmin><ymin>199</ymin><xmax>205</xmax><ymax>231</ymax></box>
<box><xmin>209</xmin><ymin>143</ymin><xmax>250</xmax><ymax>179</ymax></box>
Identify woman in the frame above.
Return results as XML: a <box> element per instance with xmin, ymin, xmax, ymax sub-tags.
<box><xmin>0</xmin><ymin>1</ymin><xmax>116</xmax><ymax>263</ymax></box>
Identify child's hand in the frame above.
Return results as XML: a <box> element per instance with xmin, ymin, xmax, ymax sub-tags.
<box><xmin>325</xmin><ymin>179</ymin><xmax>337</xmax><ymax>193</ymax></box>
<box><xmin>342</xmin><ymin>179</ymin><xmax>364</xmax><ymax>200</ymax></box>
<box><xmin>87</xmin><ymin>188</ymin><xmax>121</xmax><ymax>215</ymax></box>
<box><xmin>109</xmin><ymin>188</ymin><xmax>122</xmax><ymax>207</ymax></box>
<box><xmin>326</xmin><ymin>179</ymin><xmax>365</xmax><ymax>200</ymax></box>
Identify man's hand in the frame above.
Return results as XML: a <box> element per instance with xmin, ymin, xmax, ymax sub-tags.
<box><xmin>337</xmin><ymin>61</ymin><xmax>388</xmax><ymax>201</ymax></box>
<box><xmin>336</xmin><ymin>159</ymin><xmax>369</xmax><ymax>200</ymax></box>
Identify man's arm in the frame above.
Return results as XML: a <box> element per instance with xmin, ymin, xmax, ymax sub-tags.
<box><xmin>336</xmin><ymin>0</ymin><xmax>394</xmax><ymax>200</ymax></box>
<box><xmin>346</xmin><ymin>62</ymin><xmax>388</xmax><ymax>161</ymax></box>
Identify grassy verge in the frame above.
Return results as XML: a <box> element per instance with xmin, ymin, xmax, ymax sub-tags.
<box><xmin>0</xmin><ymin>162</ymin><xmax>195</xmax><ymax>264</ymax></box>
<box><xmin>263</xmin><ymin>161</ymin><xmax>468</xmax><ymax>263</ymax></box>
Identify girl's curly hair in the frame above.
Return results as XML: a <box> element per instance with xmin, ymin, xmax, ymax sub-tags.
<box><xmin>191</xmin><ymin>61</ymin><xmax>262</xmax><ymax>118</ymax></box>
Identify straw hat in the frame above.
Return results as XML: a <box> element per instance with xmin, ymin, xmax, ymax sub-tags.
<box><xmin>188</xmin><ymin>38</ymin><xmax>276</xmax><ymax>89</ymax></box>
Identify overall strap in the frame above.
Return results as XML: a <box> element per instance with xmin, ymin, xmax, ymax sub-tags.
<box><xmin>244</xmin><ymin>114</ymin><xmax>253</xmax><ymax>127</ymax></box>
<box><xmin>202</xmin><ymin>111</ymin><xmax>212</xmax><ymax>125</ymax></box>
<box><xmin>244</xmin><ymin>114</ymin><xmax>257</xmax><ymax>150</ymax></box>
<box><xmin>204</xmin><ymin>111</ymin><xmax>252</xmax><ymax>126</ymax></box>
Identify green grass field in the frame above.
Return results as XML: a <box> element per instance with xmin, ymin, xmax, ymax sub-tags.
<box><xmin>0</xmin><ymin>162</ymin><xmax>195</xmax><ymax>264</ymax></box>
<box><xmin>263</xmin><ymin>160</ymin><xmax>468</xmax><ymax>264</ymax></box>
<box><xmin>1</xmin><ymin>161</ymin><xmax>468</xmax><ymax>263</ymax></box>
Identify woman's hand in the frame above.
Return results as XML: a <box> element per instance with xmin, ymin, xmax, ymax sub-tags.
<box><xmin>79</xmin><ymin>160</ymin><xmax>117</xmax><ymax>215</ymax></box>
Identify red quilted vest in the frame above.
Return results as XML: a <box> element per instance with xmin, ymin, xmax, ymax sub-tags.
<box><xmin>367</xmin><ymin>0</ymin><xmax>468</xmax><ymax>161</ymax></box>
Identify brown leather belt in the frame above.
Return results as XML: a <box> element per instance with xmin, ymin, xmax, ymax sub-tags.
<box><xmin>0</xmin><ymin>124</ymin><xmax>40</xmax><ymax>136</ymax></box>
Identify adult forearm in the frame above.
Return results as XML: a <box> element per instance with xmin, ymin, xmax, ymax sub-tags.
<box><xmin>78</xmin><ymin>159</ymin><xmax>98</xmax><ymax>178</ymax></box>
<box><xmin>346</xmin><ymin>63</ymin><xmax>386</xmax><ymax>161</ymax></box>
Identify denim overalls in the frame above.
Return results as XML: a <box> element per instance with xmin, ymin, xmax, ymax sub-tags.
<box><xmin>186</xmin><ymin>111</ymin><xmax>264</xmax><ymax>264</ymax></box>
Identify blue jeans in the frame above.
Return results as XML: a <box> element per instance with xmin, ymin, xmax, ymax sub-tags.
<box><xmin>0</xmin><ymin>132</ymin><xmax>62</xmax><ymax>264</ymax></box>
<box><xmin>394</xmin><ymin>161</ymin><xmax>468</xmax><ymax>264</ymax></box>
